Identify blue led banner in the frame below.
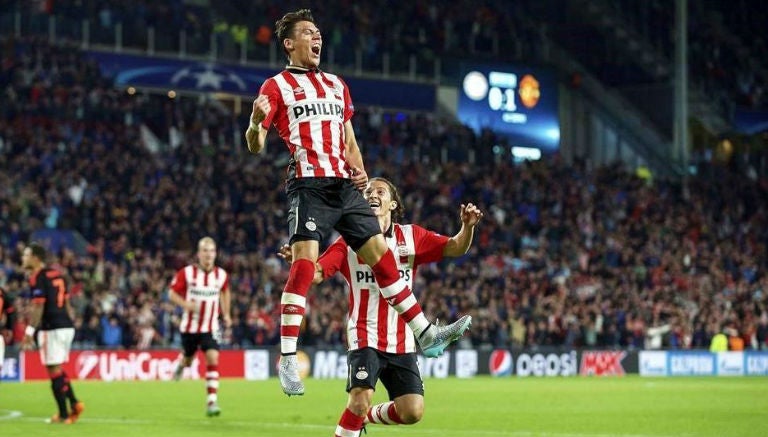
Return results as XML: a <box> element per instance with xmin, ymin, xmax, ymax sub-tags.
<box><xmin>86</xmin><ymin>51</ymin><xmax>435</xmax><ymax>111</ymax></box>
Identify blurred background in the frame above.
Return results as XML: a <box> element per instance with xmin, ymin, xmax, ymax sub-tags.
<box><xmin>0</xmin><ymin>0</ymin><xmax>766</xmax><ymax>376</ymax></box>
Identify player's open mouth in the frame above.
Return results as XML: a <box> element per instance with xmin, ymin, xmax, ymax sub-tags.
<box><xmin>311</xmin><ymin>44</ymin><xmax>321</xmax><ymax>55</ymax></box>
<box><xmin>369</xmin><ymin>202</ymin><xmax>380</xmax><ymax>209</ymax></box>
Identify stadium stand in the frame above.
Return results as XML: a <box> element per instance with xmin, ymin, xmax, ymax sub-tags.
<box><xmin>0</xmin><ymin>2</ymin><xmax>766</xmax><ymax>353</ymax></box>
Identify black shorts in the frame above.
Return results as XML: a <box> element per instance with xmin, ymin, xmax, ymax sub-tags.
<box><xmin>180</xmin><ymin>333</ymin><xmax>219</xmax><ymax>358</ymax></box>
<box><xmin>286</xmin><ymin>177</ymin><xmax>380</xmax><ymax>251</ymax></box>
<box><xmin>346</xmin><ymin>347</ymin><xmax>424</xmax><ymax>400</ymax></box>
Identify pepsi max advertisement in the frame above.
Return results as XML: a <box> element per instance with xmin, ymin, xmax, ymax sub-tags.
<box><xmin>486</xmin><ymin>349</ymin><xmax>636</xmax><ymax>377</ymax></box>
<box><xmin>257</xmin><ymin>348</ymin><xmax>638</xmax><ymax>379</ymax></box>
<box><xmin>457</xmin><ymin>64</ymin><xmax>560</xmax><ymax>153</ymax></box>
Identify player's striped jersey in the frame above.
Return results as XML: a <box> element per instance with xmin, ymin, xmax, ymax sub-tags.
<box><xmin>258</xmin><ymin>66</ymin><xmax>354</xmax><ymax>180</ymax></box>
<box><xmin>169</xmin><ymin>265</ymin><xmax>229</xmax><ymax>334</ymax></box>
<box><xmin>318</xmin><ymin>224</ymin><xmax>449</xmax><ymax>353</ymax></box>
<box><xmin>29</xmin><ymin>268</ymin><xmax>73</xmax><ymax>330</ymax></box>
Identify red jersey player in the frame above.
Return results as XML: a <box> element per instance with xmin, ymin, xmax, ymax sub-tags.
<box><xmin>168</xmin><ymin>237</ymin><xmax>232</xmax><ymax>416</ymax></box>
<box><xmin>244</xmin><ymin>8</ymin><xmax>472</xmax><ymax>397</ymax></box>
<box><xmin>281</xmin><ymin>178</ymin><xmax>483</xmax><ymax>436</ymax></box>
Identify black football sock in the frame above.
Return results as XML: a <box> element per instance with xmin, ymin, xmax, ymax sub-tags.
<box><xmin>51</xmin><ymin>373</ymin><xmax>69</xmax><ymax>419</ymax></box>
<box><xmin>62</xmin><ymin>372</ymin><xmax>79</xmax><ymax>407</ymax></box>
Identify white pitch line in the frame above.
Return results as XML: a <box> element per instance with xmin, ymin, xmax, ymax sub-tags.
<box><xmin>0</xmin><ymin>411</ymin><xmax>695</xmax><ymax>437</ymax></box>
<box><xmin>0</xmin><ymin>410</ymin><xmax>23</xmax><ymax>420</ymax></box>
<box><xmin>7</xmin><ymin>414</ymin><xmax>152</xmax><ymax>424</ymax></box>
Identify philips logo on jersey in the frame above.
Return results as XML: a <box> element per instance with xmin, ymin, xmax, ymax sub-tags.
<box><xmin>292</xmin><ymin>99</ymin><xmax>344</xmax><ymax>121</ymax></box>
<box><xmin>190</xmin><ymin>288</ymin><xmax>219</xmax><ymax>298</ymax></box>
<box><xmin>355</xmin><ymin>269</ymin><xmax>410</xmax><ymax>284</ymax></box>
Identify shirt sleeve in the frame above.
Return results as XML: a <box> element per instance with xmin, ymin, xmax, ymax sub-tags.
<box><xmin>412</xmin><ymin>224</ymin><xmax>449</xmax><ymax>266</ymax></box>
<box><xmin>339</xmin><ymin>77</ymin><xmax>354</xmax><ymax>122</ymax></box>
<box><xmin>169</xmin><ymin>269</ymin><xmax>188</xmax><ymax>298</ymax></box>
<box><xmin>30</xmin><ymin>272</ymin><xmax>47</xmax><ymax>304</ymax></box>
<box><xmin>318</xmin><ymin>237</ymin><xmax>348</xmax><ymax>280</ymax></box>
<box><xmin>259</xmin><ymin>78</ymin><xmax>281</xmax><ymax>129</ymax></box>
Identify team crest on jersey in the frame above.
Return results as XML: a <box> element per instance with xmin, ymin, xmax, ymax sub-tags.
<box><xmin>305</xmin><ymin>221</ymin><xmax>317</xmax><ymax>231</ymax></box>
<box><xmin>397</xmin><ymin>245</ymin><xmax>409</xmax><ymax>257</ymax></box>
<box><xmin>293</xmin><ymin>86</ymin><xmax>305</xmax><ymax>96</ymax></box>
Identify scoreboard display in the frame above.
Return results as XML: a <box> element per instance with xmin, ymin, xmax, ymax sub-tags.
<box><xmin>458</xmin><ymin>64</ymin><xmax>560</xmax><ymax>153</ymax></box>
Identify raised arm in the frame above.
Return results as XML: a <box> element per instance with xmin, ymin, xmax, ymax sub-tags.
<box><xmin>443</xmin><ymin>203</ymin><xmax>484</xmax><ymax>257</ymax></box>
<box><xmin>245</xmin><ymin>94</ymin><xmax>271</xmax><ymax>154</ymax></box>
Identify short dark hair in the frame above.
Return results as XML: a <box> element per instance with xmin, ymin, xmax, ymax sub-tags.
<box><xmin>370</xmin><ymin>177</ymin><xmax>405</xmax><ymax>223</ymax></box>
<box><xmin>275</xmin><ymin>9</ymin><xmax>315</xmax><ymax>59</ymax></box>
<box><xmin>28</xmin><ymin>242</ymin><xmax>47</xmax><ymax>261</ymax></box>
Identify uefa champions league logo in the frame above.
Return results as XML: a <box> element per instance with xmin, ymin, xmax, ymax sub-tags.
<box><xmin>171</xmin><ymin>64</ymin><xmax>247</xmax><ymax>91</ymax></box>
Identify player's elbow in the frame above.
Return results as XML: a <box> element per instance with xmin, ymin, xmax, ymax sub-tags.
<box><xmin>443</xmin><ymin>243</ymin><xmax>468</xmax><ymax>258</ymax></box>
<box><xmin>246</xmin><ymin>139</ymin><xmax>265</xmax><ymax>154</ymax></box>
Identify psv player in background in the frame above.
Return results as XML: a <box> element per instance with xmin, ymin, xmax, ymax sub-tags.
<box><xmin>21</xmin><ymin>242</ymin><xmax>84</xmax><ymax>424</ymax></box>
<box><xmin>281</xmin><ymin>178</ymin><xmax>483</xmax><ymax>436</ymax></box>
<box><xmin>168</xmin><ymin>236</ymin><xmax>232</xmax><ymax>417</ymax></box>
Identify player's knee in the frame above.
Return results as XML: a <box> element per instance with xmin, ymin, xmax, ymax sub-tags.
<box><xmin>398</xmin><ymin>404</ymin><xmax>424</xmax><ymax>424</ymax></box>
<box><xmin>347</xmin><ymin>396</ymin><xmax>371</xmax><ymax>417</ymax></box>
<box><xmin>395</xmin><ymin>397</ymin><xmax>424</xmax><ymax>424</ymax></box>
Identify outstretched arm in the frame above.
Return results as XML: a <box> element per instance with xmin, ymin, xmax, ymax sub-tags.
<box><xmin>443</xmin><ymin>203</ymin><xmax>484</xmax><ymax>257</ymax></box>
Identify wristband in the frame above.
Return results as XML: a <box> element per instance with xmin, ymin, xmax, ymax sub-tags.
<box><xmin>25</xmin><ymin>325</ymin><xmax>36</xmax><ymax>337</ymax></box>
<box><xmin>249</xmin><ymin>120</ymin><xmax>259</xmax><ymax>131</ymax></box>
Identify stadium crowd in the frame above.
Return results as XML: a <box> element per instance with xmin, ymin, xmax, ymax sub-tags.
<box><xmin>0</xmin><ymin>34</ymin><xmax>767</xmax><ymax>354</ymax></box>
<box><xmin>3</xmin><ymin>0</ymin><xmax>765</xmax><ymax>110</ymax></box>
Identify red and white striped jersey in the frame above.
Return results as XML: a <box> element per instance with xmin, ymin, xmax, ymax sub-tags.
<box><xmin>318</xmin><ymin>224</ymin><xmax>449</xmax><ymax>353</ymax></box>
<box><xmin>258</xmin><ymin>66</ymin><xmax>355</xmax><ymax>180</ymax></box>
<box><xmin>169</xmin><ymin>265</ymin><xmax>229</xmax><ymax>334</ymax></box>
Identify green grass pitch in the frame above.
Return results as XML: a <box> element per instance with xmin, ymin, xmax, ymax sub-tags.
<box><xmin>1</xmin><ymin>376</ymin><xmax>766</xmax><ymax>437</ymax></box>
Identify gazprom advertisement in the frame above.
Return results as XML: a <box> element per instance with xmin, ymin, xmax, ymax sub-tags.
<box><xmin>458</xmin><ymin>65</ymin><xmax>559</xmax><ymax>153</ymax></box>
<box><xmin>639</xmin><ymin>351</ymin><xmax>768</xmax><ymax>376</ymax></box>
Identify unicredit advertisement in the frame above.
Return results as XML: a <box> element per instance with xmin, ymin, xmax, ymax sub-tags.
<box><xmin>22</xmin><ymin>350</ymin><xmax>250</xmax><ymax>381</ymax></box>
<box><xmin>458</xmin><ymin>64</ymin><xmax>559</xmax><ymax>153</ymax></box>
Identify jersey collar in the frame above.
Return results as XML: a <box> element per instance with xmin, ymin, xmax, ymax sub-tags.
<box><xmin>286</xmin><ymin>65</ymin><xmax>320</xmax><ymax>74</ymax></box>
<box><xmin>384</xmin><ymin>223</ymin><xmax>394</xmax><ymax>238</ymax></box>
